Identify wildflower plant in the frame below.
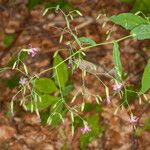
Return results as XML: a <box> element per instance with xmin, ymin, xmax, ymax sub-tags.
<box><xmin>0</xmin><ymin>6</ymin><xmax>150</xmax><ymax>145</ymax></box>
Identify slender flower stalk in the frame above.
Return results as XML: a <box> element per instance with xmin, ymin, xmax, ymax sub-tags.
<box><xmin>106</xmin><ymin>96</ymin><xmax>111</xmax><ymax>105</ymax></box>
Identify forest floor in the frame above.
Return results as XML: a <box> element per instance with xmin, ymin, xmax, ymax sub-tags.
<box><xmin>0</xmin><ymin>0</ymin><xmax>150</xmax><ymax>150</ymax></box>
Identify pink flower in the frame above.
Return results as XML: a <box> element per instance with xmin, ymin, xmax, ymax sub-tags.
<box><xmin>28</xmin><ymin>44</ymin><xmax>37</xmax><ymax>57</ymax></box>
<box><xmin>112</xmin><ymin>82</ymin><xmax>123</xmax><ymax>92</ymax></box>
<box><xmin>128</xmin><ymin>115</ymin><xmax>139</xmax><ymax>124</ymax></box>
<box><xmin>19</xmin><ymin>77</ymin><xmax>28</xmax><ymax>86</ymax></box>
<box><xmin>81</xmin><ymin>125</ymin><xmax>91</xmax><ymax>134</ymax></box>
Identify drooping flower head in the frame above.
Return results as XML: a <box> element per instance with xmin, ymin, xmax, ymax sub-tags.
<box><xmin>28</xmin><ymin>44</ymin><xmax>38</xmax><ymax>57</ymax></box>
<box><xmin>19</xmin><ymin>77</ymin><xmax>28</xmax><ymax>86</ymax></box>
<box><xmin>81</xmin><ymin>124</ymin><xmax>91</xmax><ymax>134</ymax></box>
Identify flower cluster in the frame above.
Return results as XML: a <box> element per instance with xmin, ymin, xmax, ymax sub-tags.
<box><xmin>81</xmin><ymin>125</ymin><xmax>91</xmax><ymax>134</ymax></box>
<box><xmin>19</xmin><ymin>77</ymin><xmax>28</xmax><ymax>86</ymax></box>
<box><xmin>112</xmin><ymin>82</ymin><xmax>123</xmax><ymax>92</ymax></box>
<box><xmin>28</xmin><ymin>44</ymin><xmax>38</xmax><ymax>57</ymax></box>
<box><xmin>128</xmin><ymin>115</ymin><xmax>139</xmax><ymax>125</ymax></box>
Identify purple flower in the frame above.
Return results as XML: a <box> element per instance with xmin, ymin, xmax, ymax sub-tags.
<box><xmin>19</xmin><ymin>77</ymin><xmax>28</xmax><ymax>86</ymax></box>
<box><xmin>81</xmin><ymin>125</ymin><xmax>91</xmax><ymax>134</ymax></box>
<box><xmin>112</xmin><ymin>82</ymin><xmax>123</xmax><ymax>92</ymax></box>
<box><xmin>28</xmin><ymin>44</ymin><xmax>37</xmax><ymax>57</ymax></box>
<box><xmin>128</xmin><ymin>115</ymin><xmax>139</xmax><ymax>124</ymax></box>
<box><xmin>67</xmin><ymin>63</ymin><xmax>72</xmax><ymax>69</ymax></box>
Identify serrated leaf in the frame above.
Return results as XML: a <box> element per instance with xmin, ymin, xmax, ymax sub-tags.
<box><xmin>79</xmin><ymin>37</ymin><xmax>96</xmax><ymax>46</ymax></box>
<box><xmin>141</xmin><ymin>59</ymin><xmax>150</xmax><ymax>93</ymax></box>
<box><xmin>110</xmin><ymin>13</ymin><xmax>148</xmax><ymax>30</ymax></box>
<box><xmin>53</xmin><ymin>54</ymin><xmax>69</xmax><ymax>90</ymax></box>
<box><xmin>34</xmin><ymin>78</ymin><xmax>58</xmax><ymax>93</ymax></box>
<box><xmin>26</xmin><ymin>95</ymin><xmax>60</xmax><ymax>111</ymax></box>
<box><xmin>113</xmin><ymin>42</ymin><xmax>122</xmax><ymax>81</ymax></box>
<box><xmin>131</xmin><ymin>24</ymin><xmax>150</xmax><ymax>40</ymax></box>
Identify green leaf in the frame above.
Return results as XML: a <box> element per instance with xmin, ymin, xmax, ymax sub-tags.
<box><xmin>110</xmin><ymin>13</ymin><xmax>148</xmax><ymax>30</ymax></box>
<box><xmin>140</xmin><ymin>59</ymin><xmax>150</xmax><ymax>93</ymax></box>
<box><xmin>84</xmin><ymin>103</ymin><xmax>102</xmax><ymax>113</ymax></box>
<box><xmin>26</xmin><ymin>95</ymin><xmax>60</xmax><ymax>111</ymax></box>
<box><xmin>53</xmin><ymin>54</ymin><xmax>69</xmax><ymax>90</ymax></box>
<box><xmin>3</xmin><ymin>34</ymin><xmax>15</xmax><ymax>48</ymax></box>
<box><xmin>27</xmin><ymin>0</ymin><xmax>41</xmax><ymax>10</ymax></box>
<box><xmin>131</xmin><ymin>24</ymin><xmax>150</xmax><ymax>40</ymax></box>
<box><xmin>5</xmin><ymin>74</ymin><xmax>19</xmax><ymax>89</ymax></box>
<box><xmin>34</xmin><ymin>78</ymin><xmax>58</xmax><ymax>94</ymax></box>
<box><xmin>50</xmin><ymin>102</ymin><xmax>67</xmax><ymax>127</ymax></box>
<box><xmin>132</xmin><ymin>0</ymin><xmax>150</xmax><ymax>14</ymax></box>
<box><xmin>7</xmin><ymin>51</ymin><xmax>28</xmax><ymax>67</ymax></box>
<box><xmin>45</xmin><ymin>0</ymin><xmax>73</xmax><ymax>10</ymax></box>
<box><xmin>113</xmin><ymin>42</ymin><xmax>123</xmax><ymax>81</ymax></box>
<box><xmin>80</xmin><ymin>114</ymin><xmax>103</xmax><ymax>150</ymax></box>
<box><xmin>78</xmin><ymin>37</ymin><xmax>96</xmax><ymax>46</ymax></box>
<box><xmin>120</xmin><ymin>0</ymin><xmax>135</xmax><ymax>3</ymax></box>
<box><xmin>62</xmin><ymin>83</ymin><xmax>74</xmax><ymax>97</ymax></box>
<box><xmin>121</xmin><ymin>86</ymin><xmax>138</xmax><ymax>106</ymax></box>
<box><xmin>144</xmin><ymin>117</ymin><xmax>150</xmax><ymax>130</ymax></box>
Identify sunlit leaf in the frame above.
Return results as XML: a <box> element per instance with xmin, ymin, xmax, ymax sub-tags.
<box><xmin>53</xmin><ymin>54</ymin><xmax>69</xmax><ymax>90</ymax></box>
<box><xmin>131</xmin><ymin>24</ymin><xmax>150</xmax><ymax>40</ymax></box>
<box><xmin>34</xmin><ymin>78</ymin><xmax>58</xmax><ymax>94</ymax></box>
<box><xmin>141</xmin><ymin>59</ymin><xmax>150</xmax><ymax>93</ymax></box>
<box><xmin>110</xmin><ymin>13</ymin><xmax>148</xmax><ymax>30</ymax></box>
<box><xmin>26</xmin><ymin>95</ymin><xmax>60</xmax><ymax>111</ymax></box>
<box><xmin>79</xmin><ymin>37</ymin><xmax>96</xmax><ymax>46</ymax></box>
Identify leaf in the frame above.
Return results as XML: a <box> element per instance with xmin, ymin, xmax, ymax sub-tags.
<box><xmin>3</xmin><ymin>34</ymin><xmax>15</xmax><ymax>48</ymax></box>
<box><xmin>26</xmin><ymin>95</ymin><xmax>60</xmax><ymax>111</ymax></box>
<box><xmin>144</xmin><ymin>117</ymin><xmax>150</xmax><ymax>130</ymax></box>
<box><xmin>34</xmin><ymin>78</ymin><xmax>58</xmax><ymax>94</ymax></box>
<box><xmin>45</xmin><ymin>0</ymin><xmax>73</xmax><ymax>10</ymax></box>
<box><xmin>78</xmin><ymin>37</ymin><xmax>96</xmax><ymax>46</ymax></box>
<box><xmin>62</xmin><ymin>83</ymin><xmax>74</xmax><ymax>97</ymax></box>
<box><xmin>132</xmin><ymin>0</ymin><xmax>150</xmax><ymax>14</ymax></box>
<box><xmin>27</xmin><ymin>0</ymin><xmax>41</xmax><ymax>10</ymax></box>
<box><xmin>53</xmin><ymin>54</ymin><xmax>69</xmax><ymax>90</ymax></box>
<box><xmin>140</xmin><ymin>59</ymin><xmax>150</xmax><ymax>93</ymax></box>
<box><xmin>5</xmin><ymin>74</ymin><xmax>19</xmax><ymax>89</ymax></box>
<box><xmin>110</xmin><ymin>13</ymin><xmax>148</xmax><ymax>30</ymax></box>
<box><xmin>131</xmin><ymin>24</ymin><xmax>150</xmax><ymax>40</ymax></box>
<box><xmin>50</xmin><ymin>102</ymin><xmax>67</xmax><ymax>127</ymax></box>
<box><xmin>113</xmin><ymin>42</ymin><xmax>122</xmax><ymax>81</ymax></box>
<box><xmin>7</xmin><ymin>51</ymin><xmax>28</xmax><ymax>67</ymax></box>
<box><xmin>120</xmin><ymin>0</ymin><xmax>134</xmax><ymax>3</ymax></box>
